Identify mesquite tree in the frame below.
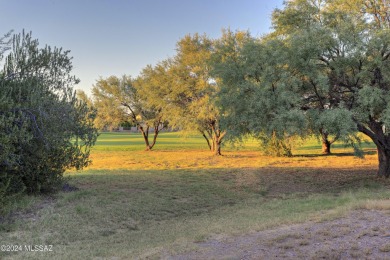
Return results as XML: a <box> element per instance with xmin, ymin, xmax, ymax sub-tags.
<box><xmin>212</xmin><ymin>29</ymin><xmax>306</xmax><ymax>156</ymax></box>
<box><xmin>138</xmin><ymin>34</ymin><xmax>226</xmax><ymax>155</ymax></box>
<box><xmin>92</xmin><ymin>75</ymin><xmax>164</xmax><ymax>151</ymax></box>
<box><xmin>273</xmin><ymin>0</ymin><xmax>390</xmax><ymax>176</ymax></box>
<box><xmin>217</xmin><ymin>0</ymin><xmax>390</xmax><ymax>176</ymax></box>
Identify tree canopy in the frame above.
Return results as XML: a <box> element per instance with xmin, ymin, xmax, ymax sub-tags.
<box><xmin>215</xmin><ymin>0</ymin><xmax>390</xmax><ymax>176</ymax></box>
<box><xmin>92</xmin><ymin>75</ymin><xmax>165</xmax><ymax>151</ymax></box>
<box><xmin>138</xmin><ymin>34</ymin><xmax>226</xmax><ymax>155</ymax></box>
<box><xmin>211</xmin><ymin>29</ymin><xmax>306</xmax><ymax>156</ymax></box>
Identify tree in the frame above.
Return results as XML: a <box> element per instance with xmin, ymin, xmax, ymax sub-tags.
<box><xmin>91</xmin><ymin>78</ymin><xmax>126</xmax><ymax>131</ymax></box>
<box><xmin>76</xmin><ymin>89</ymin><xmax>100</xmax><ymax>130</ymax></box>
<box><xmin>268</xmin><ymin>0</ymin><xmax>343</xmax><ymax>154</ymax></box>
<box><xmin>92</xmin><ymin>75</ymin><xmax>164</xmax><ymax>151</ymax></box>
<box><xmin>212</xmin><ymin>29</ymin><xmax>304</xmax><ymax>156</ymax></box>
<box><xmin>274</xmin><ymin>0</ymin><xmax>390</xmax><ymax>173</ymax></box>
<box><xmin>138</xmin><ymin>34</ymin><xmax>226</xmax><ymax>155</ymax></box>
<box><xmin>0</xmin><ymin>31</ymin><xmax>98</xmax><ymax>198</ymax></box>
<box><xmin>76</xmin><ymin>89</ymin><xmax>94</xmax><ymax>108</ymax></box>
<box><xmin>218</xmin><ymin>0</ymin><xmax>390</xmax><ymax>177</ymax></box>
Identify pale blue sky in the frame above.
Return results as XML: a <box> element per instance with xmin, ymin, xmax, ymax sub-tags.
<box><xmin>0</xmin><ymin>0</ymin><xmax>284</xmax><ymax>94</ymax></box>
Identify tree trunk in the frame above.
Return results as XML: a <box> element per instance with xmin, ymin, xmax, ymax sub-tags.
<box><xmin>377</xmin><ymin>146</ymin><xmax>390</xmax><ymax>177</ymax></box>
<box><xmin>149</xmin><ymin>120</ymin><xmax>163</xmax><ymax>150</ymax></box>
<box><xmin>210</xmin><ymin>128</ymin><xmax>223</xmax><ymax>156</ymax></box>
<box><xmin>320</xmin><ymin>130</ymin><xmax>331</xmax><ymax>155</ymax></box>
<box><xmin>214</xmin><ymin>139</ymin><xmax>221</xmax><ymax>156</ymax></box>
<box><xmin>201</xmin><ymin>131</ymin><xmax>212</xmax><ymax>150</ymax></box>
<box><xmin>322</xmin><ymin>139</ymin><xmax>331</xmax><ymax>155</ymax></box>
<box><xmin>139</xmin><ymin>126</ymin><xmax>151</xmax><ymax>151</ymax></box>
<box><xmin>207</xmin><ymin>121</ymin><xmax>226</xmax><ymax>156</ymax></box>
<box><xmin>356</xmin><ymin>119</ymin><xmax>390</xmax><ymax>178</ymax></box>
<box><xmin>138</xmin><ymin>119</ymin><xmax>163</xmax><ymax>151</ymax></box>
<box><xmin>211</xmin><ymin>132</ymin><xmax>225</xmax><ymax>156</ymax></box>
<box><xmin>149</xmin><ymin>128</ymin><xmax>159</xmax><ymax>150</ymax></box>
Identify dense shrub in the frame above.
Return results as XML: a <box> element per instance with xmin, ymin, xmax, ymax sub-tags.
<box><xmin>0</xmin><ymin>31</ymin><xmax>98</xmax><ymax>209</ymax></box>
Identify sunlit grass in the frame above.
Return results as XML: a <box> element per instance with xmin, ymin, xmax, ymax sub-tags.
<box><xmin>1</xmin><ymin>131</ymin><xmax>388</xmax><ymax>259</ymax></box>
<box><xmin>92</xmin><ymin>131</ymin><xmax>261</xmax><ymax>151</ymax></box>
<box><xmin>92</xmin><ymin>131</ymin><xmax>376</xmax><ymax>153</ymax></box>
<box><xmin>86</xmin><ymin>131</ymin><xmax>377</xmax><ymax>171</ymax></box>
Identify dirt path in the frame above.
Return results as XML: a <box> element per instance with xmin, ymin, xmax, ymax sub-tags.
<box><xmin>170</xmin><ymin>210</ymin><xmax>390</xmax><ymax>259</ymax></box>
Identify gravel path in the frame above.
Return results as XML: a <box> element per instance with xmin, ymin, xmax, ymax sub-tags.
<box><xmin>170</xmin><ymin>210</ymin><xmax>390</xmax><ymax>259</ymax></box>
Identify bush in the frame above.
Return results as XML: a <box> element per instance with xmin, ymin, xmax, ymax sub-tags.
<box><xmin>0</xmin><ymin>31</ymin><xmax>98</xmax><ymax>205</ymax></box>
<box><xmin>258</xmin><ymin>131</ymin><xmax>302</xmax><ymax>157</ymax></box>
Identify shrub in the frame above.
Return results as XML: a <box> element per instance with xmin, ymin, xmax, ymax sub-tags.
<box><xmin>0</xmin><ymin>31</ymin><xmax>98</xmax><ymax>206</ymax></box>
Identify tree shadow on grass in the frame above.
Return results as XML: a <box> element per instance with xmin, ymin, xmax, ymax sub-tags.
<box><xmin>66</xmin><ymin>166</ymin><xmax>390</xmax><ymax>221</ymax></box>
<box><xmin>3</xmin><ymin>165</ymin><xmax>390</xmax><ymax>235</ymax></box>
<box><xmin>294</xmin><ymin>149</ymin><xmax>377</xmax><ymax>158</ymax></box>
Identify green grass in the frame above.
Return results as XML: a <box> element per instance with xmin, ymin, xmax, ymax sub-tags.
<box><xmin>93</xmin><ymin>131</ymin><xmax>262</xmax><ymax>151</ymax></box>
<box><xmin>295</xmin><ymin>137</ymin><xmax>376</xmax><ymax>154</ymax></box>
<box><xmin>0</xmin><ymin>132</ymin><xmax>387</xmax><ymax>259</ymax></box>
<box><xmin>94</xmin><ymin>131</ymin><xmax>376</xmax><ymax>154</ymax></box>
<box><xmin>93</xmin><ymin>131</ymin><xmax>209</xmax><ymax>151</ymax></box>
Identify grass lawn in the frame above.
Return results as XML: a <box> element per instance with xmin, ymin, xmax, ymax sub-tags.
<box><xmin>1</xmin><ymin>132</ymin><xmax>389</xmax><ymax>259</ymax></box>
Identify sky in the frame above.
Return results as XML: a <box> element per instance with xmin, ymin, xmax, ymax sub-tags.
<box><xmin>0</xmin><ymin>0</ymin><xmax>285</xmax><ymax>94</ymax></box>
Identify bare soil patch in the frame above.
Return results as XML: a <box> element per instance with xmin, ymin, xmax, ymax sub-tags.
<box><xmin>171</xmin><ymin>209</ymin><xmax>390</xmax><ymax>259</ymax></box>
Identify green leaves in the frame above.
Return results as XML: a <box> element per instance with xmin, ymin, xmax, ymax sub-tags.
<box><xmin>357</xmin><ymin>86</ymin><xmax>387</xmax><ymax>119</ymax></box>
<box><xmin>92</xmin><ymin>75</ymin><xmax>132</xmax><ymax>130</ymax></box>
<box><xmin>92</xmin><ymin>75</ymin><xmax>165</xmax><ymax>150</ymax></box>
<box><xmin>0</xmin><ymin>31</ymin><xmax>98</xmax><ymax>195</ymax></box>
<box><xmin>212</xmin><ymin>0</ymin><xmax>390</xmax><ymax>158</ymax></box>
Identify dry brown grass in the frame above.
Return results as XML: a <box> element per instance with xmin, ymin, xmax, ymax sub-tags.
<box><xmin>80</xmin><ymin>149</ymin><xmax>386</xmax><ymax>200</ymax></box>
<box><xmin>86</xmin><ymin>149</ymin><xmax>378</xmax><ymax>171</ymax></box>
<box><xmin>359</xmin><ymin>199</ymin><xmax>390</xmax><ymax>210</ymax></box>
